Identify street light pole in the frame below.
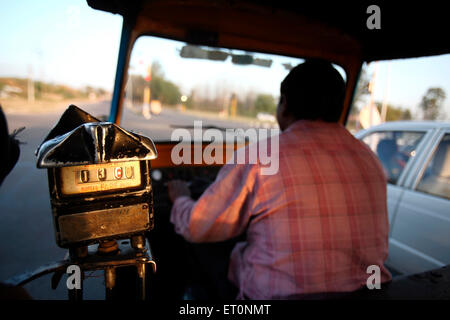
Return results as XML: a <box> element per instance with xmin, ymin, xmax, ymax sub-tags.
<box><xmin>128</xmin><ymin>66</ymin><xmax>133</xmax><ymax>109</ymax></box>
<box><xmin>27</xmin><ymin>64</ymin><xmax>35</xmax><ymax>104</ymax></box>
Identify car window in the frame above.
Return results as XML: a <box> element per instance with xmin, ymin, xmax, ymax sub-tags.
<box><xmin>416</xmin><ymin>133</ymin><xmax>450</xmax><ymax>199</ymax></box>
<box><xmin>362</xmin><ymin>131</ymin><xmax>425</xmax><ymax>184</ymax></box>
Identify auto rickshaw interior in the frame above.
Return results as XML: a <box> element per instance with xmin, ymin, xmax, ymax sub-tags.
<box><xmin>4</xmin><ymin>0</ymin><xmax>447</xmax><ymax>300</ymax></box>
<box><xmin>81</xmin><ymin>0</ymin><xmax>450</xmax><ymax>300</ymax></box>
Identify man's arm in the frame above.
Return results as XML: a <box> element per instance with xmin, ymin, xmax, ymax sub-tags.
<box><xmin>168</xmin><ymin>163</ymin><xmax>258</xmax><ymax>243</ymax></box>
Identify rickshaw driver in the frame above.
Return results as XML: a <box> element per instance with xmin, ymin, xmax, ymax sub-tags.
<box><xmin>168</xmin><ymin>60</ymin><xmax>392</xmax><ymax>299</ymax></box>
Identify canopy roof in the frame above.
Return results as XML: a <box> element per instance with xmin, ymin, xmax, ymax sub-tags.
<box><xmin>88</xmin><ymin>0</ymin><xmax>450</xmax><ymax>63</ymax></box>
<box><xmin>87</xmin><ymin>0</ymin><xmax>450</xmax><ymax>124</ymax></box>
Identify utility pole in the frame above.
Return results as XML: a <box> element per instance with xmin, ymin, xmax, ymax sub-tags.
<box><xmin>380</xmin><ymin>62</ymin><xmax>391</xmax><ymax>122</ymax></box>
<box><xmin>142</xmin><ymin>64</ymin><xmax>152</xmax><ymax>119</ymax></box>
<box><xmin>128</xmin><ymin>66</ymin><xmax>134</xmax><ymax>109</ymax></box>
<box><xmin>230</xmin><ymin>93</ymin><xmax>237</xmax><ymax>118</ymax></box>
<box><xmin>368</xmin><ymin>62</ymin><xmax>378</xmax><ymax>127</ymax></box>
<box><xmin>359</xmin><ymin>62</ymin><xmax>382</xmax><ymax>129</ymax></box>
<box><xmin>28</xmin><ymin>65</ymin><xmax>35</xmax><ymax>104</ymax></box>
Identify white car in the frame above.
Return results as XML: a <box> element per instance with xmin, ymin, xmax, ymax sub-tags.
<box><xmin>355</xmin><ymin>121</ymin><xmax>450</xmax><ymax>276</ymax></box>
<box><xmin>256</xmin><ymin>112</ymin><xmax>276</xmax><ymax>123</ymax></box>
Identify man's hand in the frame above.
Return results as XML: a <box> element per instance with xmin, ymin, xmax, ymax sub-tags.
<box><xmin>167</xmin><ymin>180</ymin><xmax>191</xmax><ymax>203</ymax></box>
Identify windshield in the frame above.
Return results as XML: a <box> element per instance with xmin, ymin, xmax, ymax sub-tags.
<box><xmin>121</xmin><ymin>36</ymin><xmax>347</xmax><ymax>142</ymax></box>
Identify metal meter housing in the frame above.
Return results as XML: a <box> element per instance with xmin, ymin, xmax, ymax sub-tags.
<box><xmin>36</xmin><ymin>105</ymin><xmax>158</xmax><ymax>249</ymax></box>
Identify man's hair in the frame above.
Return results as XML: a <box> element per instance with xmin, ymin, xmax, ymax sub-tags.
<box><xmin>280</xmin><ymin>59</ymin><xmax>346</xmax><ymax>122</ymax></box>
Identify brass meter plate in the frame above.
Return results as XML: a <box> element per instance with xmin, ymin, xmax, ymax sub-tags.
<box><xmin>59</xmin><ymin>161</ymin><xmax>141</xmax><ymax>195</ymax></box>
<box><xmin>58</xmin><ymin>203</ymin><xmax>150</xmax><ymax>244</ymax></box>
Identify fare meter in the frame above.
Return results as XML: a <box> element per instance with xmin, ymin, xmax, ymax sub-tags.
<box><xmin>36</xmin><ymin>105</ymin><xmax>158</xmax><ymax>249</ymax></box>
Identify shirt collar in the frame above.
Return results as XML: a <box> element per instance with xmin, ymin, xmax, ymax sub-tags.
<box><xmin>283</xmin><ymin>119</ymin><xmax>342</xmax><ymax>134</ymax></box>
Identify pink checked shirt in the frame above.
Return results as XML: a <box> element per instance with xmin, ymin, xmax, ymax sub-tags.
<box><xmin>170</xmin><ymin>120</ymin><xmax>392</xmax><ymax>299</ymax></box>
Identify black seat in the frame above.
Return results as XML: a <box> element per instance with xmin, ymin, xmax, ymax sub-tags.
<box><xmin>376</xmin><ymin>139</ymin><xmax>402</xmax><ymax>183</ymax></box>
<box><xmin>286</xmin><ymin>265</ymin><xmax>450</xmax><ymax>300</ymax></box>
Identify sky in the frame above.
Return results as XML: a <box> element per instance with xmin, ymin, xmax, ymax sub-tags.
<box><xmin>0</xmin><ymin>0</ymin><xmax>122</xmax><ymax>90</ymax></box>
<box><xmin>367</xmin><ymin>56</ymin><xmax>450</xmax><ymax>119</ymax></box>
<box><xmin>1</xmin><ymin>0</ymin><xmax>449</xmax><ymax>119</ymax></box>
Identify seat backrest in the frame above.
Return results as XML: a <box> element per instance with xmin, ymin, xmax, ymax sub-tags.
<box><xmin>376</xmin><ymin>139</ymin><xmax>398</xmax><ymax>162</ymax></box>
<box><xmin>376</xmin><ymin>139</ymin><xmax>399</xmax><ymax>182</ymax></box>
<box><xmin>432</xmin><ymin>141</ymin><xmax>450</xmax><ymax>178</ymax></box>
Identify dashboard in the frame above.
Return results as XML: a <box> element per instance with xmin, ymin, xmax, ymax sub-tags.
<box><xmin>151</xmin><ymin>165</ymin><xmax>222</xmax><ymax>215</ymax></box>
<box><xmin>149</xmin><ymin>141</ymin><xmax>244</xmax><ymax>214</ymax></box>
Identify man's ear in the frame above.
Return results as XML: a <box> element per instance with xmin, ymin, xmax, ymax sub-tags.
<box><xmin>280</xmin><ymin>94</ymin><xmax>294</xmax><ymax>120</ymax></box>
